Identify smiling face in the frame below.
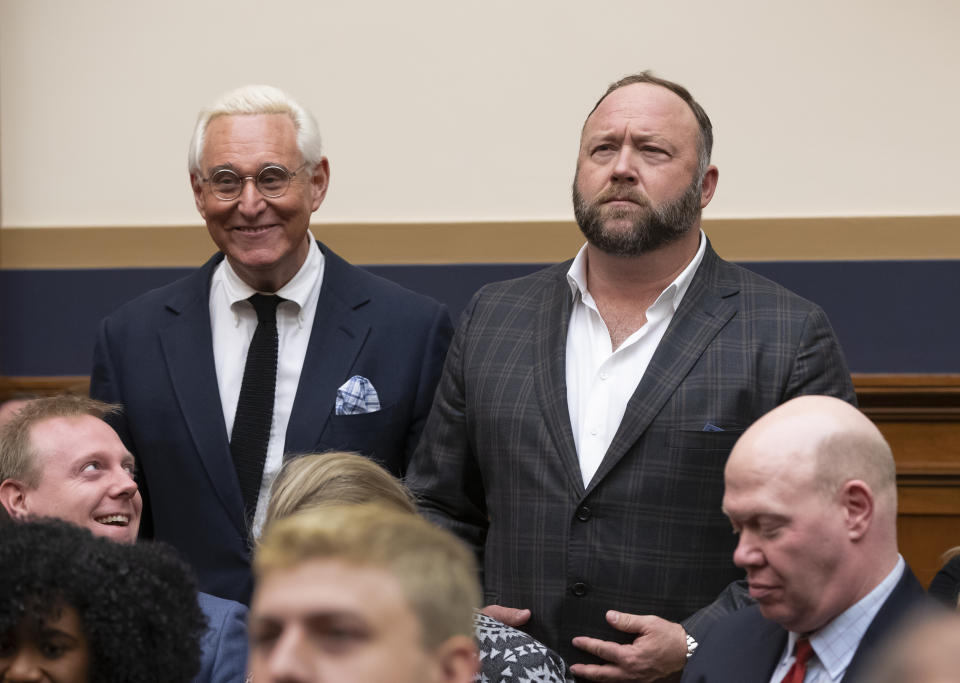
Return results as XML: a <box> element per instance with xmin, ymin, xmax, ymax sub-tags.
<box><xmin>0</xmin><ymin>603</ymin><xmax>91</xmax><ymax>683</ymax></box>
<box><xmin>249</xmin><ymin>558</ymin><xmax>448</xmax><ymax>683</ymax></box>
<box><xmin>191</xmin><ymin>113</ymin><xmax>329</xmax><ymax>292</ymax></box>
<box><xmin>722</xmin><ymin>432</ymin><xmax>855</xmax><ymax>633</ymax></box>
<box><xmin>573</xmin><ymin>82</ymin><xmax>716</xmax><ymax>256</ymax></box>
<box><xmin>15</xmin><ymin>415</ymin><xmax>142</xmax><ymax>544</ymax></box>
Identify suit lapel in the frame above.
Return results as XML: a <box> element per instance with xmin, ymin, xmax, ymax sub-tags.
<box><xmin>843</xmin><ymin>566</ymin><xmax>928</xmax><ymax>682</ymax></box>
<box><xmin>158</xmin><ymin>257</ymin><xmax>247</xmax><ymax>534</ymax></box>
<box><xmin>285</xmin><ymin>245</ymin><xmax>371</xmax><ymax>454</ymax></box>
<box><xmin>587</xmin><ymin>243</ymin><xmax>740</xmax><ymax>492</ymax></box>
<box><xmin>533</xmin><ymin>265</ymin><xmax>586</xmax><ymax>496</ymax></box>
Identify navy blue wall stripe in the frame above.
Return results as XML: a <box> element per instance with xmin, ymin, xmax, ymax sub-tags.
<box><xmin>2</xmin><ymin>260</ymin><xmax>958</xmax><ymax>375</ymax></box>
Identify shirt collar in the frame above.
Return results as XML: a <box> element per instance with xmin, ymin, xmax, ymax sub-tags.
<box><xmin>783</xmin><ymin>555</ymin><xmax>906</xmax><ymax>680</ymax></box>
<box><xmin>223</xmin><ymin>233</ymin><xmax>324</xmax><ymax>325</ymax></box>
<box><xmin>566</xmin><ymin>229</ymin><xmax>707</xmax><ymax>313</ymax></box>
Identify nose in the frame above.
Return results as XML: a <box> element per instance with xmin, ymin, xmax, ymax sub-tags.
<box><xmin>610</xmin><ymin>146</ymin><xmax>639</xmax><ymax>184</ymax></box>
<box><xmin>110</xmin><ymin>468</ymin><xmax>139</xmax><ymax>499</ymax></box>
<box><xmin>5</xmin><ymin>649</ymin><xmax>44</xmax><ymax>681</ymax></box>
<box><xmin>732</xmin><ymin>530</ymin><xmax>765</xmax><ymax>569</ymax></box>
<box><xmin>264</xmin><ymin>626</ymin><xmax>313</xmax><ymax>683</ymax></box>
<box><xmin>237</xmin><ymin>175</ymin><xmax>267</xmax><ymax>220</ymax></box>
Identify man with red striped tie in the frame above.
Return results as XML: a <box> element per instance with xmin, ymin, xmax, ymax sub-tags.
<box><xmin>681</xmin><ymin>396</ymin><xmax>934</xmax><ymax>683</ymax></box>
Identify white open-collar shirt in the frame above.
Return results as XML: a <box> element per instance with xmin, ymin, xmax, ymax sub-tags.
<box><xmin>565</xmin><ymin>231</ymin><xmax>706</xmax><ymax>487</ymax></box>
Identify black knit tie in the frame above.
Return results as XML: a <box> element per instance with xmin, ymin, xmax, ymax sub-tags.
<box><xmin>230</xmin><ymin>293</ymin><xmax>282</xmax><ymax>524</ymax></box>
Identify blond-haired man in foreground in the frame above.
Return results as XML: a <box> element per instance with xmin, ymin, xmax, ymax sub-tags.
<box><xmin>251</xmin><ymin>504</ymin><xmax>479</xmax><ymax>683</ymax></box>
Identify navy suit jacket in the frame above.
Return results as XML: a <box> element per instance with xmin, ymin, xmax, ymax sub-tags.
<box><xmin>681</xmin><ymin>566</ymin><xmax>931</xmax><ymax>683</ymax></box>
<box><xmin>91</xmin><ymin>243</ymin><xmax>452</xmax><ymax>603</ymax></box>
<box><xmin>196</xmin><ymin>592</ymin><xmax>248</xmax><ymax>683</ymax></box>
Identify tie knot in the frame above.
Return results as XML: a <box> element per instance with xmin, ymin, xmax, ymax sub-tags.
<box><xmin>794</xmin><ymin>638</ymin><xmax>814</xmax><ymax>667</ymax></box>
<box><xmin>248</xmin><ymin>294</ymin><xmax>282</xmax><ymax>322</ymax></box>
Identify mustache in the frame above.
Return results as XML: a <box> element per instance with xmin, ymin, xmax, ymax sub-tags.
<box><xmin>593</xmin><ymin>187</ymin><xmax>651</xmax><ymax>207</ymax></box>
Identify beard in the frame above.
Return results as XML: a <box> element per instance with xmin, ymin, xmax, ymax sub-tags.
<box><xmin>572</xmin><ymin>176</ymin><xmax>703</xmax><ymax>256</ymax></box>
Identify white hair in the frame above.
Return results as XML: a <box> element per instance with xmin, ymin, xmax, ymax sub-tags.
<box><xmin>187</xmin><ymin>84</ymin><xmax>324</xmax><ymax>175</ymax></box>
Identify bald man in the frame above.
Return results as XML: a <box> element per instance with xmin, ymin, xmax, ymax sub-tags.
<box><xmin>681</xmin><ymin>396</ymin><xmax>933</xmax><ymax>683</ymax></box>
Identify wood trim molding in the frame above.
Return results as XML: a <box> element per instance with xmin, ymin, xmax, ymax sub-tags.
<box><xmin>3</xmin><ymin>215</ymin><xmax>959</xmax><ymax>268</ymax></box>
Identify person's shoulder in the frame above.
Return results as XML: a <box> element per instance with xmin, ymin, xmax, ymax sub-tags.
<box><xmin>320</xmin><ymin>243</ymin><xmax>445</xmax><ymax>313</ymax></box>
<box><xmin>197</xmin><ymin>591</ymin><xmax>248</xmax><ymax>622</ymax></box>
<box><xmin>473</xmin><ymin>612</ymin><xmax>573</xmax><ymax>682</ymax></box>
<box><xmin>101</xmin><ymin>254</ymin><xmax>221</xmax><ymax>323</ymax></box>
<box><xmin>704</xmin><ymin>248</ymin><xmax>824</xmax><ymax>315</ymax></box>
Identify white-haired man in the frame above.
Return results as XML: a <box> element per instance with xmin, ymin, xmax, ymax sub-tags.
<box><xmin>681</xmin><ymin>396</ymin><xmax>932</xmax><ymax>683</ymax></box>
<box><xmin>91</xmin><ymin>85</ymin><xmax>452</xmax><ymax>604</ymax></box>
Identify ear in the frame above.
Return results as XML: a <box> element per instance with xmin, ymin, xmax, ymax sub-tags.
<box><xmin>840</xmin><ymin>479</ymin><xmax>874</xmax><ymax>541</ymax></box>
<box><xmin>699</xmin><ymin>165</ymin><xmax>719</xmax><ymax>208</ymax></box>
<box><xmin>310</xmin><ymin>157</ymin><xmax>330</xmax><ymax>211</ymax></box>
<box><xmin>433</xmin><ymin>635</ymin><xmax>478</xmax><ymax>683</ymax></box>
<box><xmin>0</xmin><ymin>479</ymin><xmax>31</xmax><ymax>520</ymax></box>
<box><xmin>190</xmin><ymin>173</ymin><xmax>207</xmax><ymax>219</ymax></box>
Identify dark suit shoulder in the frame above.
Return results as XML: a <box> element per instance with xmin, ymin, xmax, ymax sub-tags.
<box><xmin>319</xmin><ymin>243</ymin><xmax>447</xmax><ymax>316</ymax></box>
<box><xmin>101</xmin><ymin>254</ymin><xmax>221</xmax><ymax>324</ymax></box>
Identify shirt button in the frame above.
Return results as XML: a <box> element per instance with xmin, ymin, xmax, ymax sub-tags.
<box><xmin>571</xmin><ymin>582</ymin><xmax>589</xmax><ymax>597</ymax></box>
<box><xmin>576</xmin><ymin>505</ymin><xmax>592</xmax><ymax>522</ymax></box>
<box><xmin>599</xmin><ymin>372</ymin><xmax>608</xmax><ymax>380</ymax></box>
<box><xmin>590</xmin><ymin>428</ymin><xmax>598</xmax><ymax>436</ymax></box>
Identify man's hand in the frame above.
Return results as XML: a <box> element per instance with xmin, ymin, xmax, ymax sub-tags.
<box><xmin>570</xmin><ymin>611</ymin><xmax>687</xmax><ymax>682</ymax></box>
<box><xmin>480</xmin><ymin>604</ymin><xmax>531</xmax><ymax>628</ymax></box>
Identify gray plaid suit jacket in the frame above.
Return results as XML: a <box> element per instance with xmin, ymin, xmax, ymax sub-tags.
<box><xmin>407</xmin><ymin>241</ymin><xmax>855</xmax><ymax>667</ymax></box>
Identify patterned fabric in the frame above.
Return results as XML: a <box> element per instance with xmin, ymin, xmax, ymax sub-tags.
<box><xmin>335</xmin><ymin>375</ymin><xmax>381</xmax><ymax>415</ymax></box>
<box><xmin>474</xmin><ymin>613</ymin><xmax>574</xmax><ymax>683</ymax></box>
<box><xmin>407</xmin><ymin>241</ymin><xmax>856</xmax><ymax>667</ymax></box>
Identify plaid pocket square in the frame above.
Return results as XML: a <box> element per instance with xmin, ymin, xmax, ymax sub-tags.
<box><xmin>335</xmin><ymin>375</ymin><xmax>382</xmax><ymax>416</ymax></box>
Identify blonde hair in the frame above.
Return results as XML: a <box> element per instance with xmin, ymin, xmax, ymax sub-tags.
<box><xmin>264</xmin><ymin>451</ymin><xmax>416</xmax><ymax>527</ymax></box>
<box><xmin>255</xmin><ymin>504</ymin><xmax>480</xmax><ymax>648</ymax></box>
<box><xmin>0</xmin><ymin>395</ymin><xmax>120</xmax><ymax>487</ymax></box>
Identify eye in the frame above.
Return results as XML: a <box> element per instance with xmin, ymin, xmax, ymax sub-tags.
<box><xmin>591</xmin><ymin>143</ymin><xmax>616</xmax><ymax>156</ymax></box>
<box><xmin>80</xmin><ymin>462</ymin><xmax>101</xmax><ymax>472</ymax></box>
<box><xmin>39</xmin><ymin>638</ymin><xmax>70</xmax><ymax>659</ymax></box>
<box><xmin>211</xmin><ymin>170</ymin><xmax>241</xmax><ymax>191</ymax></box>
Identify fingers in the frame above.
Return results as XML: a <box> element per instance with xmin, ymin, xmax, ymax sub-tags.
<box><xmin>606</xmin><ymin>610</ymin><xmax>659</xmax><ymax>634</ymax></box>
<box><xmin>572</xmin><ymin>635</ymin><xmax>624</xmax><ymax>664</ymax></box>
<box><xmin>568</xmin><ymin>661</ymin><xmax>633</xmax><ymax>682</ymax></box>
<box><xmin>479</xmin><ymin>604</ymin><xmax>531</xmax><ymax>627</ymax></box>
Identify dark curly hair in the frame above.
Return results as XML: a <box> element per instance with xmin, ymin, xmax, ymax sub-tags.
<box><xmin>0</xmin><ymin>519</ymin><xmax>206</xmax><ymax>682</ymax></box>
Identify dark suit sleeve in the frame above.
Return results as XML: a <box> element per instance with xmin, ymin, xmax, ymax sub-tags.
<box><xmin>782</xmin><ymin>305</ymin><xmax>856</xmax><ymax>405</ymax></box>
<box><xmin>196</xmin><ymin>594</ymin><xmax>249</xmax><ymax>683</ymax></box>
<box><xmin>681</xmin><ymin>580</ymin><xmax>753</xmax><ymax>642</ymax></box>
<box><xmin>406</xmin><ymin>294</ymin><xmax>489</xmax><ymax>560</ymax></box>
<box><xmin>90</xmin><ymin>316</ymin><xmax>155</xmax><ymax>539</ymax></box>
<box><xmin>402</xmin><ymin>303</ymin><xmax>454</xmax><ymax>470</ymax></box>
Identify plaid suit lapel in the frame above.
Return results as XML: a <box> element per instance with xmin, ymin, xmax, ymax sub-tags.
<box><xmin>586</xmin><ymin>243</ymin><xmax>740</xmax><ymax>492</ymax></box>
<box><xmin>533</xmin><ymin>266</ymin><xmax>586</xmax><ymax>496</ymax></box>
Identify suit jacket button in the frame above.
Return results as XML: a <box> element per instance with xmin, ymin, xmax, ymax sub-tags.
<box><xmin>576</xmin><ymin>505</ymin><xmax>591</xmax><ymax>521</ymax></box>
<box><xmin>571</xmin><ymin>582</ymin><xmax>588</xmax><ymax>597</ymax></box>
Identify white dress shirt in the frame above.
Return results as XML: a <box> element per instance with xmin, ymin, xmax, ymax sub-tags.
<box><xmin>565</xmin><ymin>231</ymin><xmax>706</xmax><ymax>487</ymax></box>
<box><xmin>767</xmin><ymin>555</ymin><xmax>906</xmax><ymax>683</ymax></box>
<box><xmin>209</xmin><ymin>235</ymin><xmax>325</xmax><ymax>537</ymax></box>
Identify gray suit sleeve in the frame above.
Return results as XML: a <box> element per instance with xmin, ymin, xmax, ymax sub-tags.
<box><xmin>406</xmin><ymin>294</ymin><xmax>489</xmax><ymax>561</ymax></box>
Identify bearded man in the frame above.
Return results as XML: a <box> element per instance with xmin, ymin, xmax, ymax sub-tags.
<box><xmin>406</xmin><ymin>71</ymin><xmax>856</xmax><ymax>682</ymax></box>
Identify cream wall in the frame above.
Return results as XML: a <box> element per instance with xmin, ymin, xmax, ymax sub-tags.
<box><xmin>2</xmin><ymin>0</ymin><xmax>958</xmax><ymax>228</ymax></box>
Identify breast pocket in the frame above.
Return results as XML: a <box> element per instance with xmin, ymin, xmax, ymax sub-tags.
<box><xmin>322</xmin><ymin>404</ymin><xmax>403</xmax><ymax>473</ymax></box>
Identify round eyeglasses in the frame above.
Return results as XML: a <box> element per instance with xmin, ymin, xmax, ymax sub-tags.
<box><xmin>200</xmin><ymin>163</ymin><xmax>309</xmax><ymax>201</ymax></box>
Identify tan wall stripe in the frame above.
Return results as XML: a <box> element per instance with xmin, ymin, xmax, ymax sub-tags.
<box><xmin>2</xmin><ymin>216</ymin><xmax>958</xmax><ymax>269</ymax></box>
